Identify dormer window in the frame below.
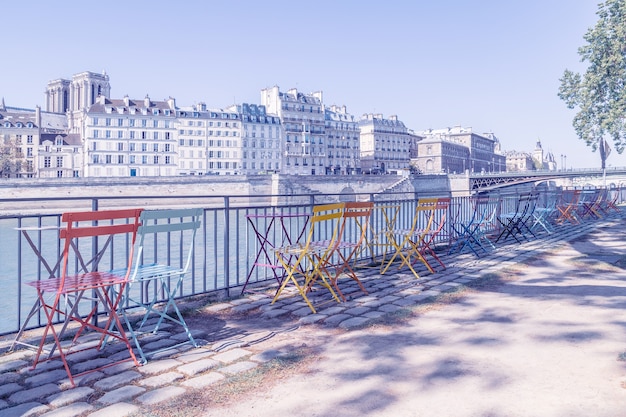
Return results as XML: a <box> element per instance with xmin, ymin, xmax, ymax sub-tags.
<box><xmin>16</xmin><ymin>122</ymin><xmax>22</xmax><ymax>128</ymax></box>
<box><xmin>153</xmin><ymin>109</ymin><xmax>159</xmax><ymax>115</ymax></box>
<box><xmin>27</xmin><ymin>122</ymin><xmax>33</xmax><ymax>128</ymax></box>
<box><xmin>4</xmin><ymin>122</ymin><xmax>10</xmax><ymax>128</ymax></box>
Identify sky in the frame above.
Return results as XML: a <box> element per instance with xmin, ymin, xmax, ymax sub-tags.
<box><xmin>0</xmin><ymin>0</ymin><xmax>615</xmax><ymax>169</ymax></box>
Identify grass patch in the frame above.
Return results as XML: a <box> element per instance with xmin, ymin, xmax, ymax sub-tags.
<box><xmin>133</xmin><ymin>348</ymin><xmax>316</xmax><ymax>417</ymax></box>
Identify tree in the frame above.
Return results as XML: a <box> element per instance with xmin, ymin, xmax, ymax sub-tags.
<box><xmin>0</xmin><ymin>136</ymin><xmax>24</xmax><ymax>178</ymax></box>
<box><xmin>558</xmin><ymin>0</ymin><xmax>626</xmax><ymax>169</ymax></box>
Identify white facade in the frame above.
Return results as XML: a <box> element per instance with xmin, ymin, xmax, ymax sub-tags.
<box><xmin>261</xmin><ymin>86</ymin><xmax>326</xmax><ymax>175</ymax></box>
<box><xmin>358</xmin><ymin>113</ymin><xmax>414</xmax><ymax>174</ymax></box>
<box><xmin>38</xmin><ymin>133</ymin><xmax>83</xmax><ymax>178</ymax></box>
<box><xmin>82</xmin><ymin>95</ymin><xmax>178</xmax><ymax>177</ymax></box>
<box><xmin>325</xmin><ymin>105</ymin><xmax>360</xmax><ymax>174</ymax></box>
<box><xmin>177</xmin><ymin>104</ymin><xmax>241</xmax><ymax>176</ymax></box>
<box><xmin>233</xmin><ymin>103</ymin><xmax>282</xmax><ymax>175</ymax></box>
<box><xmin>0</xmin><ymin>103</ymin><xmax>70</xmax><ymax>178</ymax></box>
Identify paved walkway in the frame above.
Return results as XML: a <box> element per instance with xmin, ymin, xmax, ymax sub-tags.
<box><xmin>1</xmin><ymin>213</ymin><xmax>626</xmax><ymax>416</ymax></box>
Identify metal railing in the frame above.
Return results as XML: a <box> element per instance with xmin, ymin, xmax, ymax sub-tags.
<box><xmin>2</xmin><ymin>185</ymin><xmax>623</xmax><ymax>336</ymax></box>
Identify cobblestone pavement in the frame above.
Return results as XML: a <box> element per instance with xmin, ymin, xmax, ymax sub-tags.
<box><xmin>0</xmin><ymin>213</ymin><xmax>624</xmax><ymax>417</ymax></box>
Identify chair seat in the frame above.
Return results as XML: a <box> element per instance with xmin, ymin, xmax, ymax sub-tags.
<box><xmin>112</xmin><ymin>263</ymin><xmax>184</xmax><ymax>282</ymax></box>
<box><xmin>26</xmin><ymin>272</ymin><xmax>127</xmax><ymax>294</ymax></box>
<box><xmin>277</xmin><ymin>241</ymin><xmax>330</xmax><ymax>255</ymax></box>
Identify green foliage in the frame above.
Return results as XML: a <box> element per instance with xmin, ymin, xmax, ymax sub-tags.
<box><xmin>558</xmin><ymin>0</ymin><xmax>626</xmax><ymax>168</ymax></box>
<box><xmin>0</xmin><ymin>136</ymin><xmax>23</xmax><ymax>178</ymax></box>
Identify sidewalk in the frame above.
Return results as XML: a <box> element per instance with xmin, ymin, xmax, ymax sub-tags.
<box><xmin>1</xmin><ymin>214</ymin><xmax>626</xmax><ymax>416</ymax></box>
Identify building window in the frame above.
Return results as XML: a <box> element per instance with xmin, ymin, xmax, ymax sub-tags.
<box><xmin>44</xmin><ymin>157</ymin><xmax>51</xmax><ymax>168</ymax></box>
<box><xmin>57</xmin><ymin>170</ymin><xmax>63</xmax><ymax>178</ymax></box>
<box><xmin>118</xmin><ymin>155</ymin><xmax>124</xmax><ymax>164</ymax></box>
<box><xmin>56</xmin><ymin>157</ymin><xmax>63</xmax><ymax>167</ymax></box>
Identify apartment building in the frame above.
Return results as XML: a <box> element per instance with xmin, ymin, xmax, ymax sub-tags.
<box><xmin>358</xmin><ymin>113</ymin><xmax>415</xmax><ymax>174</ymax></box>
<box><xmin>261</xmin><ymin>86</ymin><xmax>326</xmax><ymax>175</ymax></box>
<box><xmin>177</xmin><ymin>104</ymin><xmax>242</xmax><ymax>176</ymax></box>
<box><xmin>325</xmin><ymin>105</ymin><xmax>360</xmax><ymax>174</ymax></box>
<box><xmin>38</xmin><ymin>133</ymin><xmax>82</xmax><ymax>178</ymax></box>
<box><xmin>233</xmin><ymin>103</ymin><xmax>281</xmax><ymax>175</ymax></box>
<box><xmin>0</xmin><ymin>102</ymin><xmax>69</xmax><ymax>178</ymax></box>
<box><xmin>82</xmin><ymin>95</ymin><xmax>178</xmax><ymax>177</ymax></box>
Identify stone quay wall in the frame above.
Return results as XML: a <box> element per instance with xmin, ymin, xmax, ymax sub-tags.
<box><xmin>0</xmin><ymin>174</ymin><xmax>461</xmax><ymax>215</ymax></box>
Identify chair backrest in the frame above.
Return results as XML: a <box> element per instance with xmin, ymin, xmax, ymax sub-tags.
<box><xmin>135</xmin><ymin>208</ymin><xmax>203</xmax><ymax>275</ymax></box>
<box><xmin>306</xmin><ymin>202</ymin><xmax>345</xmax><ymax>250</ymax></box>
<box><xmin>60</xmin><ymin>208</ymin><xmax>143</xmax><ymax>280</ymax></box>
<box><xmin>409</xmin><ymin>198</ymin><xmax>439</xmax><ymax>234</ymax></box>
<box><xmin>339</xmin><ymin>201</ymin><xmax>374</xmax><ymax>247</ymax></box>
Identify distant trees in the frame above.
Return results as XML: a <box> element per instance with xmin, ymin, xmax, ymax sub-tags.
<box><xmin>558</xmin><ymin>0</ymin><xmax>626</xmax><ymax>170</ymax></box>
<box><xmin>0</xmin><ymin>136</ymin><xmax>24</xmax><ymax>178</ymax></box>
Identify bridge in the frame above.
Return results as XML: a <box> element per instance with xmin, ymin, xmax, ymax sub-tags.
<box><xmin>468</xmin><ymin>167</ymin><xmax>626</xmax><ymax>191</ymax></box>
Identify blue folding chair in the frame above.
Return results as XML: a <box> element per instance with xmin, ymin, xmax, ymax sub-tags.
<box><xmin>112</xmin><ymin>208</ymin><xmax>202</xmax><ymax>363</ymax></box>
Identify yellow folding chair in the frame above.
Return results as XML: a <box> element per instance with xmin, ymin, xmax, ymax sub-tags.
<box><xmin>329</xmin><ymin>201</ymin><xmax>374</xmax><ymax>301</ymax></box>
<box><xmin>381</xmin><ymin>198</ymin><xmax>439</xmax><ymax>279</ymax></box>
<box><xmin>272</xmin><ymin>202</ymin><xmax>344</xmax><ymax>313</ymax></box>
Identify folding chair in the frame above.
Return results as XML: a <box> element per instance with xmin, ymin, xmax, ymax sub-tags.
<box><xmin>416</xmin><ymin>197</ymin><xmax>450</xmax><ymax>271</ymax></box>
<box><xmin>381</xmin><ymin>197</ymin><xmax>440</xmax><ymax>279</ymax></box>
<box><xmin>449</xmin><ymin>195</ymin><xmax>496</xmax><ymax>257</ymax></box>
<box><xmin>25</xmin><ymin>209</ymin><xmax>143</xmax><ymax>387</ymax></box>
<box><xmin>531</xmin><ymin>189</ymin><xmax>558</xmax><ymax>234</ymax></box>
<box><xmin>112</xmin><ymin>208</ymin><xmax>202</xmax><ymax>363</ymax></box>
<box><xmin>273</xmin><ymin>202</ymin><xmax>344</xmax><ymax>313</ymax></box>
<box><xmin>495</xmin><ymin>192</ymin><xmax>538</xmax><ymax>243</ymax></box>
<box><xmin>602</xmin><ymin>186</ymin><xmax>621</xmax><ymax>214</ymax></box>
<box><xmin>329</xmin><ymin>201</ymin><xmax>374</xmax><ymax>301</ymax></box>
<box><xmin>577</xmin><ymin>189</ymin><xmax>601</xmax><ymax>221</ymax></box>
<box><xmin>556</xmin><ymin>189</ymin><xmax>581</xmax><ymax>225</ymax></box>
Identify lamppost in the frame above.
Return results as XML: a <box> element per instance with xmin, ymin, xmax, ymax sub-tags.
<box><xmin>564</xmin><ymin>154</ymin><xmax>567</xmax><ymax>171</ymax></box>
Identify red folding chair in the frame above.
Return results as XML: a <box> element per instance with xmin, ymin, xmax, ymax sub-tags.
<box><xmin>25</xmin><ymin>209</ymin><xmax>143</xmax><ymax>386</ymax></box>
